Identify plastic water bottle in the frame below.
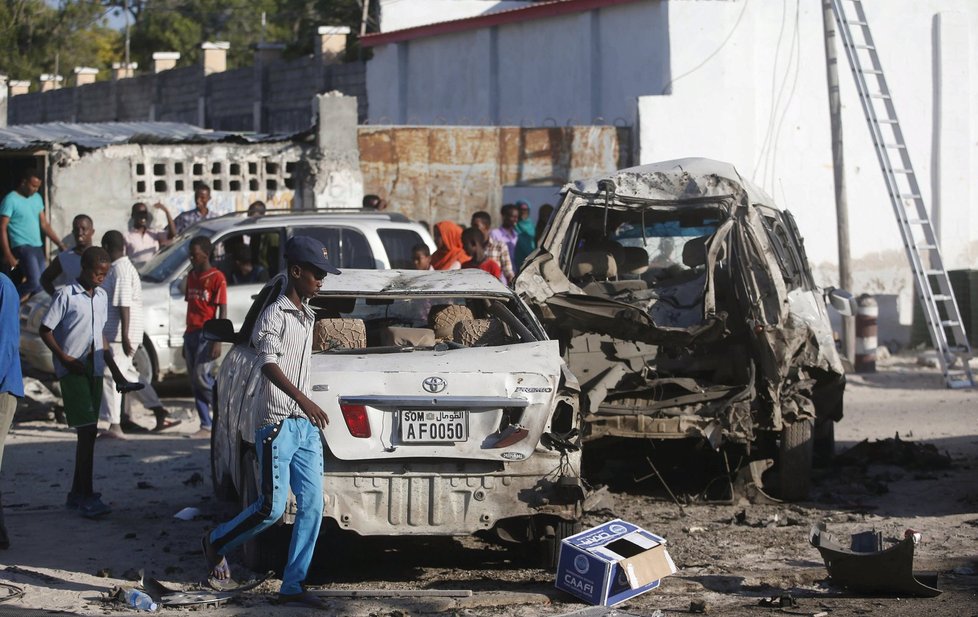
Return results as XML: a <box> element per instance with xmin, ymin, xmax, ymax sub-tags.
<box><xmin>124</xmin><ymin>588</ymin><xmax>158</xmax><ymax>612</ymax></box>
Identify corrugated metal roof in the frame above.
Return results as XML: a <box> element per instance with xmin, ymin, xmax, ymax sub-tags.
<box><xmin>0</xmin><ymin>121</ymin><xmax>306</xmax><ymax>152</ymax></box>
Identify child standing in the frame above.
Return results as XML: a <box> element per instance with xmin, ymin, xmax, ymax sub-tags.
<box><xmin>183</xmin><ymin>236</ymin><xmax>227</xmax><ymax>439</ymax></box>
<box><xmin>411</xmin><ymin>243</ymin><xmax>433</xmax><ymax>270</ymax></box>
<box><xmin>203</xmin><ymin>236</ymin><xmax>338</xmax><ymax>608</ymax></box>
<box><xmin>39</xmin><ymin>247</ymin><xmax>140</xmax><ymax>518</ymax></box>
<box><xmin>460</xmin><ymin>227</ymin><xmax>504</xmax><ymax>283</ymax></box>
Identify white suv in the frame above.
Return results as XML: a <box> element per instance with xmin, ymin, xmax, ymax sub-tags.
<box><xmin>19</xmin><ymin>210</ymin><xmax>434</xmax><ymax>383</ymax></box>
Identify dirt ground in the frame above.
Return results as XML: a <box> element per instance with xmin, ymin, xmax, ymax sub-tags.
<box><xmin>0</xmin><ymin>355</ymin><xmax>976</xmax><ymax>616</ymax></box>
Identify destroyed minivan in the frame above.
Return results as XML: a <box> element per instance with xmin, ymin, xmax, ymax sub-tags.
<box><xmin>515</xmin><ymin>158</ymin><xmax>854</xmax><ymax>501</ymax></box>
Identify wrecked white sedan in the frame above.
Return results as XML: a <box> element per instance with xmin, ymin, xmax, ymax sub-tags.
<box><xmin>207</xmin><ymin>269</ymin><xmax>584</xmax><ymax>570</ymax></box>
<box><xmin>515</xmin><ymin>158</ymin><xmax>854</xmax><ymax>501</ymax></box>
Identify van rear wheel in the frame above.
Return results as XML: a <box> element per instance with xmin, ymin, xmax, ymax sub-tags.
<box><xmin>779</xmin><ymin>418</ymin><xmax>814</xmax><ymax>501</ymax></box>
<box><xmin>538</xmin><ymin>517</ymin><xmax>582</xmax><ymax>570</ymax></box>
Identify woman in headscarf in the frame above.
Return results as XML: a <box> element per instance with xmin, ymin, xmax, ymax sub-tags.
<box><xmin>514</xmin><ymin>201</ymin><xmax>537</xmax><ymax>269</ymax></box>
<box><xmin>429</xmin><ymin>220</ymin><xmax>470</xmax><ymax>270</ymax></box>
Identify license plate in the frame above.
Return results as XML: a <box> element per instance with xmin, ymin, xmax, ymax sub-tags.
<box><xmin>399</xmin><ymin>410</ymin><xmax>468</xmax><ymax>442</ymax></box>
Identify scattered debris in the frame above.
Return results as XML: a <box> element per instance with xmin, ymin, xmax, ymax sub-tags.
<box><xmin>173</xmin><ymin>507</ymin><xmax>201</xmax><ymax>521</ymax></box>
<box><xmin>757</xmin><ymin>593</ymin><xmax>796</xmax><ymax>608</ymax></box>
<box><xmin>835</xmin><ymin>437</ymin><xmax>952</xmax><ymax>471</ymax></box>
<box><xmin>96</xmin><ymin>568</ymin><xmax>112</xmax><ymax>578</ymax></box>
<box><xmin>732</xmin><ymin>459</ymin><xmax>780</xmax><ymax>505</ymax></box>
<box><xmin>140</xmin><ymin>570</ymin><xmax>275</xmax><ymax>607</ymax></box>
<box><xmin>122</xmin><ymin>568</ymin><xmax>141</xmax><ymax>581</ymax></box>
<box><xmin>556</xmin><ymin>607</ymin><xmax>662</xmax><ymax>617</ymax></box>
<box><xmin>182</xmin><ymin>472</ymin><xmax>204</xmax><ymax>487</ymax></box>
<box><xmin>313</xmin><ymin>589</ymin><xmax>473</xmax><ymax>598</ymax></box>
<box><xmin>689</xmin><ymin>598</ymin><xmax>708</xmax><ymax>613</ymax></box>
<box><xmin>810</xmin><ymin>525</ymin><xmax>941</xmax><ymax>597</ymax></box>
<box><xmin>0</xmin><ymin>582</ymin><xmax>26</xmax><ymax>604</ymax></box>
<box><xmin>16</xmin><ymin>377</ymin><xmax>60</xmax><ymax>422</ymax></box>
<box><xmin>137</xmin><ymin>481</ymin><xmax>156</xmax><ymax>490</ymax></box>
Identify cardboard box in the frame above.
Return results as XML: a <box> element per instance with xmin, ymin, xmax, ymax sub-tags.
<box><xmin>555</xmin><ymin>519</ymin><xmax>677</xmax><ymax>606</ymax></box>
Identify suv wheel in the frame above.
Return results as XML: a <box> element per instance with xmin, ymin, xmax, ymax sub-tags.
<box><xmin>779</xmin><ymin>418</ymin><xmax>814</xmax><ymax>501</ymax></box>
<box><xmin>239</xmin><ymin>449</ymin><xmax>289</xmax><ymax>573</ymax></box>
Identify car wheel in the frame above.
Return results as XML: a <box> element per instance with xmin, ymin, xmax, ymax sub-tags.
<box><xmin>538</xmin><ymin>517</ymin><xmax>582</xmax><ymax>570</ymax></box>
<box><xmin>779</xmin><ymin>418</ymin><xmax>814</xmax><ymax>502</ymax></box>
<box><xmin>239</xmin><ymin>449</ymin><xmax>289</xmax><ymax>573</ymax></box>
<box><xmin>210</xmin><ymin>388</ymin><xmax>236</xmax><ymax>502</ymax></box>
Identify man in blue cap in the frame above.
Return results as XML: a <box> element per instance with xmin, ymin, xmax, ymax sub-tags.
<box><xmin>203</xmin><ymin>235</ymin><xmax>339</xmax><ymax>607</ymax></box>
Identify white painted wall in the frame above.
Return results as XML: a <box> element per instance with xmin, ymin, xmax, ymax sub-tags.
<box><xmin>380</xmin><ymin>0</ymin><xmax>531</xmax><ymax>32</ymax></box>
<box><xmin>367</xmin><ymin>0</ymin><xmax>978</xmax><ymax>333</ymax></box>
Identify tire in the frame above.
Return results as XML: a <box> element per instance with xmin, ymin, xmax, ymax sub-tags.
<box><xmin>239</xmin><ymin>449</ymin><xmax>289</xmax><ymax>573</ymax></box>
<box><xmin>539</xmin><ymin>517</ymin><xmax>582</xmax><ymax>570</ymax></box>
<box><xmin>210</xmin><ymin>387</ymin><xmax>236</xmax><ymax>502</ymax></box>
<box><xmin>813</xmin><ymin>418</ymin><xmax>835</xmax><ymax>467</ymax></box>
<box><xmin>779</xmin><ymin>418</ymin><xmax>814</xmax><ymax>501</ymax></box>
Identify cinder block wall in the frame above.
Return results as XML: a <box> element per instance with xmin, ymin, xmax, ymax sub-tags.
<box><xmin>7</xmin><ymin>58</ymin><xmax>366</xmax><ymax>132</ymax></box>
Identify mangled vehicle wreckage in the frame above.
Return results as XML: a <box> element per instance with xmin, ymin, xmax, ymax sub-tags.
<box><xmin>516</xmin><ymin>158</ymin><xmax>854</xmax><ymax>500</ymax></box>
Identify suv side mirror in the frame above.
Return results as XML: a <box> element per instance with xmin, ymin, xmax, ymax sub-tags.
<box><xmin>825</xmin><ymin>288</ymin><xmax>857</xmax><ymax>317</ymax></box>
<box><xmin>203</xmin><ymin>319</ymin><xmax>237</xmax><ymax>343</ymax></box>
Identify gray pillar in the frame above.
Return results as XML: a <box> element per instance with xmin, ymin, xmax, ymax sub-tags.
<box><xmin>0</xmin><ymin>74</ymin><xmax>8</xmax><ymax>128</ymax></box>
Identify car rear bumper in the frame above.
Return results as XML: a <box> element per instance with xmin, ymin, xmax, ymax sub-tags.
<box><xmin>280</xmin><ymin>455</ymin><xmax>582</xmax><ymax>533</ymax></box>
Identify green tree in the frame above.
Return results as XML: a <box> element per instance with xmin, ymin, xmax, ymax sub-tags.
<box><xmin>0</xmin><ymin>0</ymin><xmax>120</xmax><ymax>87</ymax></box>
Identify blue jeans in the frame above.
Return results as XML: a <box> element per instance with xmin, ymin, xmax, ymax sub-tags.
<box><xmin>209</xmin><ymin>418</ymin><xmax>324</xmax><ymax>595</ymax></box>
<box><xmin>12</xmin><ymin>245</ymin><xmax>44</xmax><ymax>297</ymax></box>
<box><xmin>183</xmin><ymin>330</ymin><xmax>215</xmax><ymax>429</ymax></box>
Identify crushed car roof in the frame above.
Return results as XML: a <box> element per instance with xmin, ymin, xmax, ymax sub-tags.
<box><xmin>0</xmin><ymin>121</ymin><xmax>304</xmax><ymax>152</ymax></box>
<box><xmin>570</xmin><ymin>157</ymin><xmax>778</xmax><ymax>208</ymax></box>
<box><xmin>319</xmin><ymin>269</ymin><xmax>512</xmax><ymax>296</ymax></box>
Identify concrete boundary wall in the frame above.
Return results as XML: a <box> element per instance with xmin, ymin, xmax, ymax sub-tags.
<box><xmin>8</xmin><ymin>58</ymin><xmax>366</xmax><ymax>133</ymax></box>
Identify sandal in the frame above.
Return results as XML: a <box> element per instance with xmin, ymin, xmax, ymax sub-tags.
<box><xmin>201</xmin><ymin>532</ymin><xmax>231</xmax><ymax>581</ymax></box>
<box><xmin>152</xmin><ymin>419</ymin><xmax>183</xmax><ymax>432</ymax></box>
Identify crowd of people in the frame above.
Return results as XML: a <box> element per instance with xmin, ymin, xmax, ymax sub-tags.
<box><xmin>409</xmin><ymin>200</ymin><xmax>554</xmax><ymax>284</ymax></box>
<box><xmin>0</xmin><ymin>171</ymin><xmax>553</xmax><ymax>604</ymax></box>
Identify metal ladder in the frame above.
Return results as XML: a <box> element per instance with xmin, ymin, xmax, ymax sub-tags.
<box><xmin>830</xmin><ymin>0</ymin><xmax>975</xmax><ymax>388</ymax></box>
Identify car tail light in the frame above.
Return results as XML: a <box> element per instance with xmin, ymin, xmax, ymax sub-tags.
<box><xmin>340</xmin><ymin>404</ymin><xmax>371</xmax><ymax>438</ymax></box>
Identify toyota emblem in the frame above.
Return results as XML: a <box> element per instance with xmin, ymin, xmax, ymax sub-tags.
<box><xmin>422</xmin><ymin>377</ymin><xmax>446</xmax><ymax>393</ymax></box>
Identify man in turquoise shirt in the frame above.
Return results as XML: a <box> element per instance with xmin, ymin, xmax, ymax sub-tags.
<box><xmin>0</xmin><ymin>171</ymin><xmax>66</xmax><ymax>300</ymax></box>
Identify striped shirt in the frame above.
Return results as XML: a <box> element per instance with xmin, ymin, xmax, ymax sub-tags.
<box><xmin>103</xmin><ymin>256</ymin><xmax>144</xmax><ymax>345</ymax></box>
<box><xmin>486</xmin><ymin>239</ymin><xmax>515</xmax><ymax>283</ymax></box>
<box><xmin>251</xmin><ymin>293</ymin><xmax>316</xmax><ymax>427</ymax></box>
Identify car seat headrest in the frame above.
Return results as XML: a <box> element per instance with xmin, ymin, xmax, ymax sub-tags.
<box><xmin>682</xmin><ymin>235</ymin><xmax>709</xmax><ymax>268</ymax></box>
<box><xmin>570</xmin><ymin>251</ymin><xmax>618</xmax><ymax>281</ymax></box>
<box><xmin>620</xmin><ymin>246</ymin><xmax>650</xmax><ymax>275</ymax></box>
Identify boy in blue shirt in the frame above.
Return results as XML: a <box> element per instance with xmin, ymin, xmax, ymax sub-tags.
<box><xmin>39</xmin><ymin>247</ymin><xmax>141</xmax><ymax>518</ymax></box>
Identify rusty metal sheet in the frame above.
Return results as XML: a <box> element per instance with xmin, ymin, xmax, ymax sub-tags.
<box><xmin>358</xmin><ymin>125</ymin><xmax>628</xmax><ymax>225</ymax></box>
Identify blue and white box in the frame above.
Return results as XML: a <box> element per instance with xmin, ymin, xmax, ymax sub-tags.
<box><xmin>555</xmin><ymin>518</ymin><xmax>677</xmax><ymax>606</ymax></box>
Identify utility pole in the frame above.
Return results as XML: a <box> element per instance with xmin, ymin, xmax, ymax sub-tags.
<box><xmin>124</xmin><ymin>0</ymin><xmax>131</xmax><ymax>69</ymax></box>
<box><xmin>821</xmin><ymin>0</ymin><xmax>855</xmax><ymax>364</ymax></box>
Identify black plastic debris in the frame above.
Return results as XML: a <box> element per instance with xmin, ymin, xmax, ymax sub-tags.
<box><xmin>835</xmin><ymin>437</ymin><xmax>951</xmax><ymax>470</ymax></box>
<box><xmin>809</xmin><ymin>525</ymin><xmax>940</xmax><ymax>597</ymax></box>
